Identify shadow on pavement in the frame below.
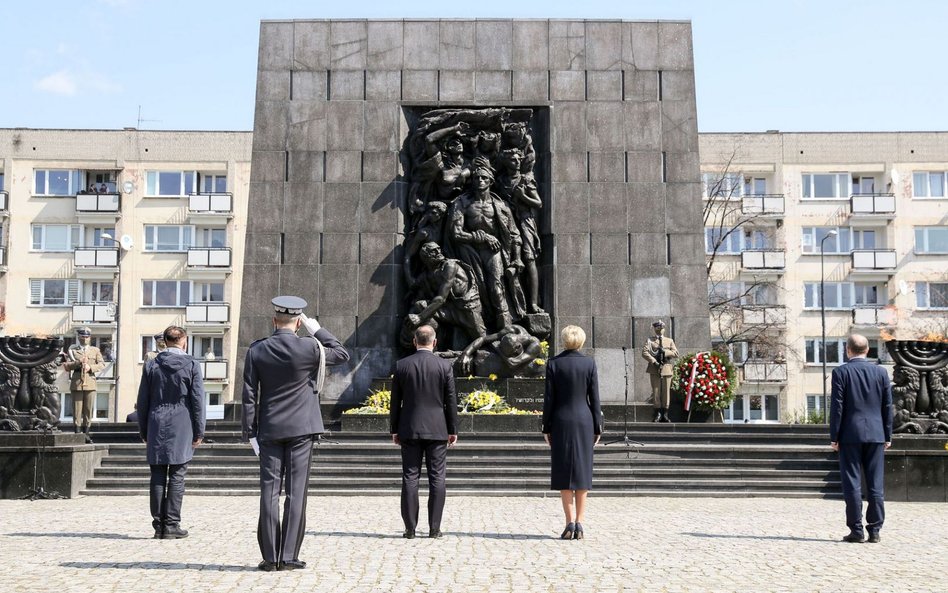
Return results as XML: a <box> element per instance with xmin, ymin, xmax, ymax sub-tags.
<box><xmin>9</xmin><ymin>532</ymin><xmax>151</xmax><ymax>540</ymax></box>
<box><xmin>307</xmin><ymin>530</ymin><xmax>550</xmax><ymax>540</ymax></box>
<box><xmin>61</xmin><ymin>562</ymin><xmax>254</xmax><ymax>571</ymax></box>
<box><xmin>682</xmin><ymin>531</ymin><xmax>833</xmax><ymax>543</ymax></box>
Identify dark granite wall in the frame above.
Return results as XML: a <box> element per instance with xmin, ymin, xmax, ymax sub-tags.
<box><xmin>242</xmin><ymin>19</ymin><xmax>709</xmax><ymax>413</ymax></box>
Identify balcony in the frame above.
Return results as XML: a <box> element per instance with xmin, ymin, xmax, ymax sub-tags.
<box><xmin>0</xmin><ymin>190</ymin><xmax>8</xmax><ymax>216</ymax></box>
<box><xmin>76</xmin><ymin>192</ymin><xmax>121</xmax><ymax>225</ymax></box>
<box><xmin>185</xmin><ymin>302</ymin><xmax>230</xmax><ymax>326</ymax></box>
<box><xmin>741</xmin><ymin>250</ymin><xmax>785</xmax><ymax>275</ymax></box>
<box><xmin>741</xmin><ymin>195</ymin><xmax>785</xmax><ymax>217</ymax></box>
<box><xmin>72</xmin><ymin>302</ymin><xmax>116</xmax><ymax>325</ymax></box>
<box><xmin>74</xmin><ymin>247</ymin><xmax>119</xmax><ymax>280</ymax></box>
<box><xmin>188</xmin><ymin>193</ymin><xmax>233</xmax><ymax>226</ymax></box>
<box><xmin>742</xmin><ymin>362</ymin><xmax>788</xmax><ymax>384</ymax></box>
<box><xmin>0</xmin><ymin>245</ymin><xmax>6</xmax><ymax>273</ymax></box>
<box><xmin>741</xmin><ymin>305</ymin><xmax>787</xmax><ymax>326</ymax></box>
<box><xmin>851</xmin><ymin>249</ymin><xmax>897</xmax><ymax>277</ymax></box>
<box><xmin>850</xmin><ymin>194</ymin><xmax>896</xmax><ymax>225</ymax></box>
<box><xmin>98</xmin><ymin>361</ymin><xmax>116</xmax><ymax>382</ymax></box>
<box><xmin>852</xmin><ymin>305</ymin><xmax>896</xmax><ymax>326</ymax></box>
<box><xmin>187</xmin><ymin>247</ymin><xmax>232</xmax><ymax>280</ymax></box>
<box><xmin>200</xmin><ymin>359</ymin><xmax>229</xmax><ymax>382</ymax></box>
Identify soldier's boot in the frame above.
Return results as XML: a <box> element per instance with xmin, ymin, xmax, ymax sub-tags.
<box><xmin>659</xmin><ymin>408</ymin><xmax>671</xmax><ymax>423</ymax></box>
<box><xmin>652</xmin><ymin>408</ymin><xmax>662</xmax><ymax>422</ymax></box>
<box><xmin>82</xmin><ymin>425</ymin><xmax>93</xmax><ymax>443</ymax></box>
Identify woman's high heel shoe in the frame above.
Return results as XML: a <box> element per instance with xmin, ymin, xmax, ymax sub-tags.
<box><xmin>573</xmin><ymin>523</ymin><xmax>584</xmax><ymax>540</ymax></box>
<box><xmin>560</xmin><ymin>522</ymin><xmax>575</xmax><ymax>540</ymax></box>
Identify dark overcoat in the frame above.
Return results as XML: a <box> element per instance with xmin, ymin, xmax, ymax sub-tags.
<box><xmin>137</xmin><ymin>348</ymin><xmax>206</xmax><ymax>465</ymax></box>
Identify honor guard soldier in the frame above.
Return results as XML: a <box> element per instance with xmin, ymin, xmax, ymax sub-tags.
<box><xmin>242</xmin><ymin>296</ymin><xmax>350</xmax><ymax>572</ymax></box>
<box><xmin>63</xmin><ymin>327</ymin><xmax>105</xmax><ymax>442</ymax></box>
<box><xmin>642</xmin><ymin>320</ymin><xmax>679</xmax><ymax>423</ymax></box>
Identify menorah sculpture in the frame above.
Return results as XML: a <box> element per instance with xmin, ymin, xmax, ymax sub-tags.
<box><xmin>0</xmin><ymin>336</ymin><xmax>64</xmax><ymax>431</ymax></box>
<box><xmin>886</xmin><ymin>340</ymin><xmax>948</xmax><ymax>434</ymax></box>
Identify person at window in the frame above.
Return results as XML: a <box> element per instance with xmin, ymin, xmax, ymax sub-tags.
<box><xmin>99</xmin><ymin>183</ymin><xmax>109</xmax><ymax>193</ymax></box>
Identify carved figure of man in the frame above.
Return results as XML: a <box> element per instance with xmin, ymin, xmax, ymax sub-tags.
<box><xmin>642</xmin><ymin>320</ymin><xmax>679</xmax><ymax>423</ymax></box>
<box><xmin>496</xmin><ymin>147</ymin><xmax>544</xmax><ymax>314</ymax></box>
<box><xmin>458</xmin><ymin>324</ymin><xmax>542</xmax><ymax>377</ymax></box>
<box><xmin>406</xmin><ymin>243</ymin><xmax>487</xmax><ymax>344</ymax></box>
<box><xmin>403</xmin><ymin>202</ymin><xmax>448</xmax><ymax>287</ymax></box>
<box><xmin>63</xmin><ymin>327</ymin><xmax>105</xmax><ymax>442</ymax></box>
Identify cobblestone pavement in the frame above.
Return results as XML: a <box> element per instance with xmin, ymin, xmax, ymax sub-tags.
<box><xmin>2</xmin><ymin>495</ymin><xmax>946</xmax><ymax>593</ymax></box>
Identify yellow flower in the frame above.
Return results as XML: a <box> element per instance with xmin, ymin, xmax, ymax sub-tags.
<box><xmin>535</xmin><ymin>359</ymin><xmax>546</xmax><ymax>365</ymax></box>
<box><xmin>488</xmin><ymin>373</ymin><xmax>498</xmax><ymax>381</ymax></box>
<box><xmin>467</xmin><ymin>375</ymin><xmax>474</xmax><ymax>380</ymax></box>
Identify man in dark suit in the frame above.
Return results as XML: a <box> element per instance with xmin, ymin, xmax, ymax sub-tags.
<box><xmin>830</xmin><ymin>333</ymin><xmax>893</xmax><ymax>544</ymax></box>
<box><xmin>390</xmin><ymin>325</ymin><xmax>458</xmax><ymax>539</ymax></box>
<box><xmin>242</xmin><ymin>296</ymin><xmax>350</xmax><ymax>571</ymax></box>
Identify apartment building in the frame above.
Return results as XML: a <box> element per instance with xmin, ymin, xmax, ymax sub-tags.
<box><xmin>0</xmin><ymin>128</ymin><xmax>252</xmax><ymax>422</ymax></box>
<box><xmin>700</xmin><ymin>132</ymin><xmax>948</xmax><ymax>422</ymax></box>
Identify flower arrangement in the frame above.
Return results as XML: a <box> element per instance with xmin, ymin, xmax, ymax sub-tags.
<box><xmin>343</xmin><ymin>389</ymin><xmax>391</xmax><ymax>415</ymax></box>
<box><xmin>671</xmin><ymin>351</ymin><xmax>738</xmax><ymax>411</ymax></box>
<box><xmin>459</xmin><ymin>389</ymin><xmax>540</xmax><ymax>415</ymax></box>
<box><xmin>534</xmin><ymin>340</ymin><xmax>550</xmax><ymax>366</ymax></box>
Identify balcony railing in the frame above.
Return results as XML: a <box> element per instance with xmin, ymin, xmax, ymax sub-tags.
<box><xmin>742</xmin><ymin>195</ymin><xmax>785</xmax><ymax>216</ymax></box>
<box><xmin>850</xmin><ymin>193</ymin><xmax>896</xmax><ymax>216</ymax></box>
<box><xmin>851</xmin><ymin>249</ymin><xmax>897</xmax><ymax>271</ymax></box>
<box><xmin>98</xmin><ymin>361</ymin><xmax>116</xmax><ymax>380</ymax></box>
<box><xmin>0</xmin><ymin>246</ymin><xmax>6</xmax><ymax>267</ymax></box>
<box><xmin>742</xmin><ymin>362</ymin><xmax>788</xmax><ymax>383</ymax></box>
<box><xmin>200</xmin><ymin>359</ymin><xmax>229</xmax><ymax>381</ymax></box>
<box><xmin>189</xmin><ymin>193</ymin><xmax>233</xmax><ymax>214</ymax></box>
<box><xmin>74</xmin><ymin>247</ymin><xmax>119</xmax><ymax>267</ymax></box>
<box><xmin>185</xmin><ymin>302</ymin><xmax>230</xmax><ymax>323</ymax></box>
<box><xmin>72</xmin><ymin>302</ymin><xmax>116</xmax><ymax>324</ymax></box>
<box><xmin>0</xmin><ymin>190</ymin><xmax>8</xmax><ymax>212</ymax></box>
<box><xmin>852</xmin><ymin>305</ymin><xmax>896</xmax><ymax>326</ymax></box>
<box><xmin>741</xmin><ymin>305</ymin><xmax>787</xmax><ymax>325</ymax></box>
<box><xmin>187</xmin><ymin>247</ymin><xmax>232</xmax><ymax>268</ymax></box>
<box><xmin>741</xmin><ymin>250</ymin><xmax>785</xmax><ymax>270</ymax></box>
<box><xmin>76</xmin><ymin>192</ymin><xmax>120</xmax><ymax>212</ymax></box>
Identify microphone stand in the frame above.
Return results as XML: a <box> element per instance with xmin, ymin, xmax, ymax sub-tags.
<box><xmin>20</xmin><ymin>424</ymin><xmax>66</xmax><ymax>501</ymax></box>
<box><xmin>604</xmin><ymin>347</ymin><xmax>644</xmax><ymax>449</ymax></box>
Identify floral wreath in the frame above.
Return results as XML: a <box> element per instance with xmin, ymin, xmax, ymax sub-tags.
<box><xmin>671</xmin><ymin>351</ymin><xmax>738</xmax><ymax>411</ymax></box>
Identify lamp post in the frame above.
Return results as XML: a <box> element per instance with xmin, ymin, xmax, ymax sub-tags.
<box><xmin>820</xmin><ymin>229</ymin><xmax>838</xmax><ymax>420</ymax></box>
<box><xmin>101</xmin><ymin>233</ymin><xmax>130</xmax><ymax>421</ymax></box>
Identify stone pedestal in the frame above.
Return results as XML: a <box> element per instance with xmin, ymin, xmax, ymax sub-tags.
<box><xmin>0</xmin><ymin>433</ymin><xmax>106</xmax><ymax>499</ymax></box>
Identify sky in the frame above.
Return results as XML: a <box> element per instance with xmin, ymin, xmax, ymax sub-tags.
<box><xmin>2</xmin><ymin>0</ymin><xmax>947</xmax><ymax>133</ymax></box>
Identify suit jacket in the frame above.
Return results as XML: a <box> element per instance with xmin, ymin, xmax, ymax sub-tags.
<box><xmin>136</xmin><ymin>348</ymin><xmax>205</xmax><ymax>465</ymax></box>
<box><xmin>390</xmin><ymin>349</ymin><xmax>458</xmax><ymax>440</ymax></box>
<box><xmin>242</xmin><ymin>328</ymin><xmax>350</xmax><ymax>442</ymax></box>
<box><xmin>830</xmin><ymin>357</ymin><xmax>894</xmax><ymax>444</ymax></box>
<box><xmin>642</xmin><ymin>336</ymin><xmax>678</xmax><ymax>377</ymax></box>
<box><xmin>64</xmin><ymin>345</ymin><xmax>105</xmax><ymax>391</ymax></box>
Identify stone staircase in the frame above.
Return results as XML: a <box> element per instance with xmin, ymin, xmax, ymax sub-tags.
<box><xmin>78</xmin><ymin>421</ymin><xmax>841</xmax><ymax>498</ymax></box>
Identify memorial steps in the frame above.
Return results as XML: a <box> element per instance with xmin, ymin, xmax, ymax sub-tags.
<box><xmin>78</xmin><ymin>422</ymin><xmax>841</xmax><ymax>498</ymax></box>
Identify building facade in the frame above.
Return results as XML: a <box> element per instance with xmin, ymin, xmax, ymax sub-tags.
<box><xmin>0</xmin><ymin>128</ymin><xmax>252</xmax><ymax>422</ymax></box>
<box><xmin>700</xmin><ymin>132</ymin><xmax>948</xmax><ymax>423</ymax></box>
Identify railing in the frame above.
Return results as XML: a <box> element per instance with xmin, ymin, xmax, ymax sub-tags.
<box><xmin>852</xmin><ymin>305</ymin><xmax>896</xmax><ymax>326</ymax></box>
<box><xmin>188</xmin><ymin>193</ymin><xmax>233</xmax><ymax>213</ymax></box>
<box><xmin>72</xmin><ymin>302</ymin><xmax>116</xmax><ymax>324</ymax></box>
<box><xmin>185</xmin><ymin>302</ymin><xmax>230</xmax><ymax>323</ymax></box>
<box><xmin>98</xmin><ymin>361</ymin><xmax>115</xmax><ymax>380</ymax></box>
<box><xmin>851</xmin><ymin>249</ymin><xmax>897</xmax><ymax>270</ymax></box>
<box><xmin>187</xmin><ymin>247</ymin><xmax>232</xmax><ymax>267</ymax></box>
<box><xmin>0</xmin><ymin>190</ymin><xmax>8</xmax><ymax>212</ymax></box>
<box><xmin>742</xmin><ymin>194</ymin><xmax>785</xmax><ymax>215</ymax></box>
<box><xmin>200</xmin><ymin>359</ymin><xmax>229</xmax><ymax>381</ymax></box>
<box><xmin>74</xmin><ymin>247</ymin><xmax>119</xmax><ymax>267</ymax></box>
<box><xmin>0</xmin><ymin>246</ymin><xmax>6</xmax><ymax>267</ymax></box>
<box><xmin>741</xmin><ymin>250</ymin><xmax>785</xmax><ymax>270</ymax></box>
<box><xmin>742</xmin><ymin>362</ymin><xmax>788</xmax><ymax>383</ymax></box>
<box><xmin>850</xmin><ymin>193</ymin><xmax>896</xmax><ymax>215</ymax></box>
<box><xmin>741</xmin><ymin>305</ymin><xmax>787</xmax><ymax>325</ymax></box>
<box><xmin>76</xmin><ymin>192</ymin><xmax>120</xmax><ymax>212</ymax></box>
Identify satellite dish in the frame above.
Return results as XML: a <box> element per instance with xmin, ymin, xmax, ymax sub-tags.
<box><xmin>898</xmin><ymin>280</ymin><xmax>910</xmax><ymax>295</ymax></box>
<box><xmin>120</xmin><ymin>235</ymin><xmax>134</xmax><ymax>250</ymax></box>
<box><xmin>890</xmin><ymin>169</ymin><xmax>900</xmax><ymax>185</ymax></box>
<box><xmin>123</xmin><ymin>180</ymin><xmax>135</xmax><ymax>194</ymax></box>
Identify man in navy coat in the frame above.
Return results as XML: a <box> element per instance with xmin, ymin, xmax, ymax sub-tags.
<box><xmin>390</xmin><ymin>325</ymin><xmax>458</xmax><ymax>539</ymax></box>
<box><xmin>830</xmin><ymin>334</ymin><xmax>893</xmax><ymax>543</ymax></box>
<box><xmin>137</xmin><ymin>325</ymin><xmax>205</xmax><ymax>540</ymax></box>
<box><xmin>242</xmin><ymin>296</ymin><xmax>349</xmax><ymax>571</ymax></box>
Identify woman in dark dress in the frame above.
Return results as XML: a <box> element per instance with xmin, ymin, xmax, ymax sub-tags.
<box><xmin>542</xmin><ymin>325</ymin><xmax>602</xmax><ymax>540</ymax></box>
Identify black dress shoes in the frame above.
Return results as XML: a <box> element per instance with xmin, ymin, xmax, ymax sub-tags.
<box><xmin>162</xmin><ymin>525</ymin><xmax>189</xmax><ymax>539</ymax></box>
<box><xmin>842</xmin><ymin>531</ymin><xmax>865</xmax><ymax>543</ymax></box>
<box><xmin>153</xmin><ymin>530</ymin><xmax>163</xmax><ymax>540</ymax></box>
<box><xmin>258</xmin><ymin>561</ymin><xmax>279</xmax><ymax>572</ymax></box>
<box><xmin>280</xmin><ymin>560</ymin><xmax>307</xmax><ymax>570</ymax></box>
<box><xmin>429</xmin><ymin>530</ymin><xmax>443</xmax><ymax>539</ymax></box>
<box><xmin>403</xmin><ymin>529</ymin><xmax>416</xmax><ymax>539</ymax></box>
<box><xmin>867</xmin><ymin>532</ymin><xmax>881</xmax><ymax>543</ymax></box>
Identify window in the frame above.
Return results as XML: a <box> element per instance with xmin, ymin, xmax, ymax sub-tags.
<box><xmin>200</xmin><ymin>174</ymin><xmax>227</xmax><ymax>193</ymax></box>
<box><xmin>915</xmin><ymin>227</ymin><xmax>948</xmax><ymax>254</ymax></box>
<box><xmin>804</xmin><ymin>282</ymin><xmax>854</xmax><ymax>309</ymax></box>
<box><xmin>805</xmin><ymin>338</ymin><xmax>846</xmax><ymax>365</ymax></box>
<box><xmin>854</xmin><ymin>283</ymin><xmax>883</xmax><ymax>305</ymax></box>
<box><xmin>801</xmin><ymin>227</ymin><xmax>851</xmax><ymax>254</ymax></box>
<box><xmin>90</xmin><ymin>227</ymin><xmax>115</xmax><ymax>247</ymax></box>
<box><xmin>708</xmin><ymin>281</ymin><xmax>743</xmax><ymax>306</ymax></box>
<box><xmin>145</xmin><ymin>171</ymin><xmax>196</xmax><ymax>197</ymax></box>
<box><xmin>191</xmin><ymin>336</ymin><xmax>223</xmax><ymax>359</ymax></box>
<box><xmin>85</xmin><ymin>281</ymin><xmax>114</xmax><ymax>302</ymax></box>
<box><xmin>197</xmin><ymin>228</ymin><xmax>226</xmax><ymax>248</ymax></box>
<box><xmin>802</xmin><ymin>173</ymin><xmax>849</xmax><ymax>199</ymax></box>
<box><xmin>744</xmin><ymin>177</ymin><xmax>767</xmax><ymax>196</ymax></box>
<box><xmin>90</xmin><ymin>336</ymin><xmax>114</xmax><ymax>362</ymax></box>
<box><xmin>806</xmin><ymin>395</ymin><xmax>824</xmax><ymax>414</ymax></box>
<box><xmin>917</xmin><ymin>282</ymin><xmax>948</xmax><ymax>309</ymax></box>
<box><xmin>851</xmin><ymin>175</ymin><xmax>875</xmax><ymax>194</ymax></box>
<box><xmin>705</xmin><ymin>228</ymin><xmax>774</xmax><ymax>254</ymax></box>
<box><xmin>711</xmin><ymin>338</ymin><xmax>747</xmax><ymax>364</ymax></box>
<box><xmin>193</xmin><ymin>282</ymin><xmax>224</xmax><ymax>302</ymax></box>
<box><xmin>852</xmin><ymin>229</ymin><xmax>876</xmax><ymax>250</ymax></box>
<box><xmin>32</xmin><ymin>224</ymin><xmax>82</xmax><ymax>251</ymax></box>
<box><xmin>913</xmin><ymin>171</ymin><xmax>946</xmax><ymax>198</ymax></box>
<box><xmin>0</xmin><ymin>171</ymin><xmax>4</xmax><ymax>190</ymax></box>
<box><xmin>703</xmin><ymin>172</ymin><xmax>743</xmax><ymax>199</ymax></box>
<box><xmin>144</xmin><ymin>225</ymin><xmax>194</xmax><ymax>251</ymax></box>
<box><xmin>34</xmin><ymin>169</ymin><xmax>81</xmax><ymax>196</ymax></box>
<box><xmin>95</xmin><ymin>392</ymin><xmax>110</xmax><ymax>420</ymax></box>
<box><xmin>142</xmin><ymin>280</ymin><xmax>190</xmax><ymax>307</ymax></box>
<box><xmin>746</xmin><ymin>283</ymin><xmax>778</xmax><ymax>306</ymax></box>
<box><xmin>30</xmin><ymin>279</ymin><xmax>80</xmax><ymax>306</ymax></box>
<box><xmin>141</xmin><ymin>335</ymin><xmax>160</xmax><ymax>361</ymax></box>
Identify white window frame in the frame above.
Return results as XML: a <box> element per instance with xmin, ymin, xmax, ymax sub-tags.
<box><xmin>32</xmin><ymin>224</ymin><xmax>83</xmax><ymax>251</ymax></box>
<box><xmin>801</xmin><ymin>227</ymin><xmax>852</xmax><ymax>254</ymax></box>
<box><xmin>914</xmin><ymin>226</ymin><xmax>948</xmax><ymax>255</ymax></box>
<box><xmin>803</xmin><ymin>282</ymin><xmax>854</xmax><ymax>310</ymax></box>
<box><xmin>200</xmin><ymin>173</ymin><xmax>228</xmax><ymax>194</ymax></box>
<box><xmin>801</xmin><ymin>172</ymin><xmax>850</xmax><ymax>200</ymax></box>
<box><xmin>192</xmin><ymin>282</ymin><xmax>225</xmax><ymax>303</ymax></box>
<box><xmin>145</xmin><ymin>170</ymin><xmax>197</xmax><ymax>197</ymax></box>
<box><xmin>805</xmin><ymin>338</ymin><xmax>847</xmax><ymax>365</ymax></box>
<box><xmin>854</xmin><ymin>283</ymin><xmax>884</xmax><ymax>306</ymax></box>
<box><xmin>912</xmin><ymin>171</ymin><xmax>947</xmax><ymax>198</ymax></box>
<box><xmin>141</xmin><ymin>280</ymin><xmax>191</xmax><ymax>308</ymax></box>
<box><xmin>190</xmin><ymin>335</ymin><xmax>224</xmax><ymax>359</ymax></box>
<box><xmin>196</xmin><ymin>227</ymin><xmax>227</xmax><ymax>248</ymax></box>
<box><xmin>916</xmin><ymin>282</ymin><xmax>948</xmax><ymax>310</ymax></box>
<box><xmin>144</xmin><ymin>225</ymin><xmax>195</xmax><ymax>252</ymax></box>
<box><xmin>34</xmin><ymin>169</ymin><xmax>81</xmax><ymax>196</ymax></box>
<box><xmin>703</xmin><ymin>172</ymin><xmax>743</xmax><ymax>199</ymax></box>
<box><xmin>806</xmin><ymin>395</ymin><xmax>824</xmax><ymax>414</ymax></box>
<box><xmin>29</xmin><ymin>279</ymin><xmax>81</xmax><ymax>307</ymax></box>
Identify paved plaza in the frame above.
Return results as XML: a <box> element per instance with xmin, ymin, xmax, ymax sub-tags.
<box><xmin>1</xmin><ymin>494</ymin><xmax>946</xmax><ymax>593</ymax></box>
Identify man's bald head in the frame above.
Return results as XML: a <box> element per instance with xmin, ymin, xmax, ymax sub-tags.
<box><xmin>847</xmin><ymin>334</ymin><xmax>870</xmax><ymax>357</ymax></box>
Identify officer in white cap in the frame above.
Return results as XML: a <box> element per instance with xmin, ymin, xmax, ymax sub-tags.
<box><xmin>63</xmin><ymin>327</ymin><xmax>105</xmax><ymax>442</ymax></box>
<box><xmin>242</xmin><ymin>296</ymin><xmax>350</xmax><ymax>571</ymax></box>
<box><xmin>642</xmin><ymin>320</ymin><xmax>679</xmax><ymax>423</ymax></box>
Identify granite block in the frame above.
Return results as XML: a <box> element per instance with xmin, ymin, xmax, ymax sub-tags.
<box><xmin>593</xmin><ymin>317</ymin><xmax>633</xmax><ymax>349</ymax></box>
<box><xmin>283</xmin><ymin>232</ymin><xmax>321</xmax><ymax>265</ymax></box>
<box><xmin>552</xmin><ymin>182</ymin><xmax>589</xmax><ymax>233</ymax></box>
<box><xmin>551</xmin><ymin>102</ymin><xmax>586</xmax><ymax>152</ymax></box>
<box><xmin>318</xmin><ymin>264</ymin><xmax>360</xmax><ymax>315</ymax></box>
<box><xmin>402</xmin><ymin>70</ymin><xmax>439</xmax><ymax>101</ymax></box>
<box><xmin>658</xmin><ymin>22</ymin><xmax>694</xmax><ymax>70</ymax></box>
<box><xmin>587</xmin><ymin>102</ymin><xmax>625</xmax><ymax>151</ymax></box>
<box><xmin>284</xmin><ymin>182</ymin><xmax>324</xmax><ymax>232</ymax></box>
<box><xmin>251</xmin><ymin>152</ymin><xmax>287</xmax><ymax>184</ymax></box>
<box><xmin>403</xmin><ymin>21</ymin><xmax>440</xmax><ymax>69</ymax></box>
<box><xmin>325</xmin><ymin>151</ymin><xmax>362</xmax><ymax>182</ymax></box>
<box><xmin>665</xmin><ymin>182</ymin><xmax>701</xmax><ymax>232</ymax></box>
<box><xmin>367</xmin><ymin>21</ymin><xmax>403</xmax><ymax>70</ymax></box>
<box><xmin>329</xmin><ymin>70</ymin><xmax>365</xmax><ymax>100</ymax></box>
<box><xmin>587</xmin><ymin>71</ymin><xmax>622</xmax><ymax>101</ymax></box>
<box><xmin>623</xmin><ymin>21</ymin><xmax>659</xmax><ymax>70</ymax></box>
<box><xmin>585</xmin><ymin>21</ymin><xmax>623</xmax><ymax>70</ymax></box>
<box><xmin>323</xmin><ymin>183</ymin><xmax>361</xmax><ymax>232</ymax></box>
<box><xmin>884</xmin><ymin>454</ymin><xmax>907</xmax><ymax>502</ymax></box>
<box><xmin>365</xmin><ymin>70</ymin><xmax>401</xmax><ymax>100</ymax></box>
<box><xmin>244</xmin><ymin>233</ymin><xmax>282</xmax><ymax>265</ymax></box>
<box><xmin>594</xmin><ymin>347</ymin><xmax>633</xmax><ymax>403</ymax></box>
<box><xmin>330</xmin><ymin>21</ymin><xmax>367</xmax><ymax>69</ymax></box>
<box><xmin>662</xmin><ymin>99</ymin><xmax>699</xmax><ymax>153</ymax></box>
<box><xmin>362</xmin><ymin>152</ymin><xmax>398</xmax><ymax>182</ymax></box>
<box><xmin>555</xmin><ymin>233</ymin><xmax>590</xmax><ymax>265</ymax></box>
<box><xmin>627</xmin><ymin>183</ymin><xmax>665</xmax><ymax>233</ymax></box>
<box><xmin>668</xmin><ymin>233</ymin><xmax>705</xmax><ymax>266</ymax></box>
<box><xmin>670</xmin><ymin>265</ymin><xmax>710</xmax><ymax>316</ymax></box>
<box><xmin>591</xmin><ymin>234</ymin><xmax>629</xmax><ymax>265</ymax></box>
<box><xmin>364</xmin><ymin>101</ymin><xmax>399</xmax><ymax>151</ymax></box>
<box><xmin>239</xmin><ymin>315</ymin><xmax>274</xmax><ymax>344</ymax></box>
<box><xmin>625</xmin><ymin>101</ymin><xmax>661</xmax><ymax>151</ymax></box>
<box><xmin>356</xmin><ymin>315</ymin><xmax>398</xmax><ymax>348</ymax></box>
<box><xmin>293</xmin><ymin>21</ymin><xmax>330</xmax><ymax>70</ymax></box>
<box><xmin>588</xmin><ymin>152</ymin><xmax>625</xmax><ymax>182</ymax></box>
<box><xmin>475</xmin><ymin>71</ymin><xmax>512</xmax><ymax>101</ymax></box>
<box><xmin>327</xmin><ymin>102</ymin><xmax>364</xmax><ymax>150</ymax></box>
<box><xmin>624</xmin><ymin>69</ymin><xmax>660</xmax><ymax>102</ymax></box>
<box><xmin>630</xmin><ymin>232</ymin><xmax>669</xmax><ymax>266</ymax></box>
<box><xmin>439</xmin><ymin>70</ymin><xmax>475</xmax><ymax>102</ymax></box>
<box><xmin>259</xmin><ymin>21</ymin><xmax>294</xmax><ymax>70</ymax></box>
<box><xmin>512</xmin><ymin>20</ymin><xmax>549</xmax><ymax>70</ymax></box>
<box><xmin>673</xmin><ymin>315</ymin><xmax>711</xmax><ymax>346</ymax></box>
<box><xmin>661</xmin><ymin>69</ymin><xmax>696</xmax><ymax>102</ymax></box>
<box><xmin>550</xmin><ymin>71</ymin><xmax>585</xmax><ymax>101</ymax></box>
<box><xmin>512</xmin><ymin>71</ymin><xmax>549</xmax><ymax>102</ymax></box>
<box><xmin>552</xmin><ymin>152</ymin><xmax>588</xmax><ymax>183</ymax></box>
<box><xmin>291</xmin><ymin>71</ymin><xmax>328</xmax><ymax>101</ymax></box>
<box><xmin>288</xmin><ymin>150</ymin><xmax>325</xmax><ymax>182</ymax></box>
<box><xmin>549</xmin><ymin>21</ymin><xmax>585</xmax><ymax>71</ymax></box>
<box><xmin>589</xmin><ymin>182</ymin><xmax>629</xmax><ymax>233</ymax></box>
<box><xmin>631</xmin><ymin>267</ymin><xmax>671</xmax><ymax>317</ymax></box>
<box><xmin>321</xmin><ymin>233</ymin><xmax>360</xmax><ymax>264</ymax></box>
<box><xmin>253</xmin><ymin>101</ymin><xmax>289</xmax><ymax>151</ymax></box>
<box><xmin>553</xmin><ymin>316</ymin><xmax>593</xmax><ymax>351</ymax></box>
<box><xmin>257</xmin><ymin>70</ymin><xmax>290</xmax><ymax>101</ymax></box>
<box><xmin>240</xmin><ymin>265</ymin><xmax>281</xmax><ymax>315</ymax></box>
<box><xmin>556</xmin><ymin>265</ymin><xmax>592</xmax><ymax>316</ymax></box>
<box><xmin>360</xmin><ymin>182</ymin><xmax>402</xmax><ymax>232</ymax></box>
<box><xmin>280</xmin><ymin>265</ymin><xmax>320</xmax><ymax>305</ymax></box>
<box><xmin>591</xmin><ymin>265</ymin><xmax>632</xmax><ymax>316</ymax></box>
<box><xmin>475</xmin><ymin>20</ymin><xmax>512</xmax><ymax>70</ymax></box>
<box><xmin>287</xmin><ymin>101</ymin><xmax>327</xmax><ymax>151</ymax></box>
<box><xmin>360</xmin><ymin>233</ymin><xmax>398</xmax><ymax>267</ymax></box>
<box><xmin>626</xmin><ymin>150</ymin><xmax>662</xmax><ymax>183</ymax></box>
<box><xmin>358</xmin><ymin>265</ymin><xmax>398</xmax><ymax>317</ymax></box>
<box><xmin>440</xmin><ymin>21</ymin><xmax>475</xmax><ymax>70</ymax></box>
<box><xmin>314</xmin><ymin>316</ymin><xmax>357</xmax><ymax>346</ymax></box>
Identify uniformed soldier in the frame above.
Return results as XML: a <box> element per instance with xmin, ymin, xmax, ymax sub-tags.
<box><xmin>145</xmin><ymin>333</ymin><xmax>167</xmax><ymax>361</ymax></box>
<box><xmin>242</xmin><ymin>296</ymin><xmax>350</xmax><ymax>572</ymax></box>
<box><xmin>642</xmin><ymin>320</ymin><xmax>679</xmax><ymax>423</ymax></box>
<box><xmin>63</xmin><ymin>327</ymin><xmax>105</xmax><ymax>442</ymax></box>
